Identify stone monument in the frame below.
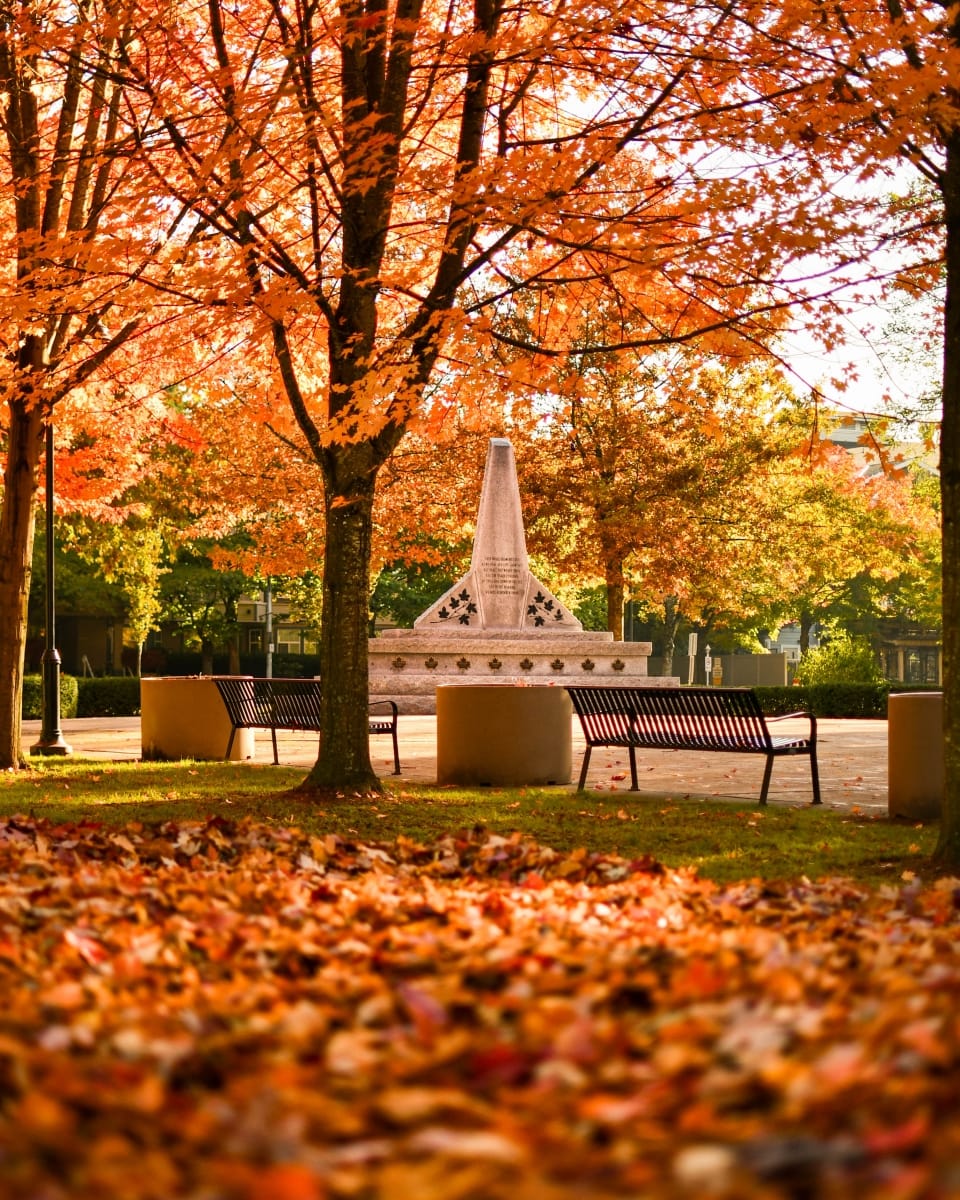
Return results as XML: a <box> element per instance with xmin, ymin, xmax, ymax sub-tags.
<box><xmin>369</xmin><ymin>437</ymin><xmax>678</xmax><ymax>712</ymax></box>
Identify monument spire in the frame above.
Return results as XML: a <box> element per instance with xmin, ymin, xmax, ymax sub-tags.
<box><xmin>414</xmin><ymin>438</ymin><xmax>582</xmax><ymax>632</ymax></box>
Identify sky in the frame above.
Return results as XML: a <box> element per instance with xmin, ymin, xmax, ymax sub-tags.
<box><xmin>777</xmin><ymin>280</ymin><xmax>942</xmax><ymax>429</ymax></box>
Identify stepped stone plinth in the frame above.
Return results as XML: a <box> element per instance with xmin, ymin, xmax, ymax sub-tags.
<box><xmin>369</xmin><ymin>438</ymin><xmax>678</xmax><ymax>713</ymax></box>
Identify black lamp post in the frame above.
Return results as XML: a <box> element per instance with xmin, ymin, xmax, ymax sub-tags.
<box><xmin>30</xmin><ymin>422</ymin><xmax>71</xmax><ymax>757</ymax></box>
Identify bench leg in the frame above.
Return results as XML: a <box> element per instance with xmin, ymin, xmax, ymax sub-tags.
<box><xmin>271</xmin><ymin>726</ymin><xmax>279</xmax><ymax>766</ymax></box>
<box><xmin>391</xmin><ymin>728</ymin><xmax>401</xmax><ymax>775</ymax></box>
<box><xmin>225</xmin><ymin>728</ymin><xmax>237</xmax><ymax>761</ymax></box>
<box><xmin>628</xmin><ymin>746</ymin><xmax>638</xmax><ymax>791</ymax></box>
<box><xmin>810</xmin><ymin>751</ymin><xmax>822</xmax><ymax>805</ymax></box>
<box><xmin>759</xmin><ymin>755</ymin><xmax>774</xmax><ymax>805</ymax></box>
<box><xmin>577</xmin><ymin>745</ymin><xmax>592</xmax><ymax>791</ymax></box>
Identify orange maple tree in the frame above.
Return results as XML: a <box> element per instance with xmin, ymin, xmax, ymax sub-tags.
<box><xmin>115</xmin><ymin>0</ymin><xmax>891</xmax><ymax>793</ymax></box>
<box><xmin>167</xmin><ymin>385</ymin><xmax>329</xmax><ymax>583</ymax></box>
<box><xmin>0</xmin><ymin>3</ymin><xmax>218</xmax><ymax>768</ymax></box>
<box><xmin>6</xmin><ymin>1</ymin><xmax>951</xmax><ymax>806</ymax></box>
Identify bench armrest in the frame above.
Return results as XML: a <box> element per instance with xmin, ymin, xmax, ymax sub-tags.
<box><xmin>765</xmin><ymin>710</ymin><xmax>817</xmax><ymax>738</ymax></box>
<box><xmin>368</xmin><ymin>699</ymin><xmax>398</xmax><ymax>723</ymax></box>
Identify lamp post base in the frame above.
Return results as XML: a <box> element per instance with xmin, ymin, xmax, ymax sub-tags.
<box><xmin>29</xmin><ymin>736</ymin><xmax>72</xmax><ymax>757</ymax></box>
<box><xmin>29</xmin><ymin>649</ymin><xmax>72</xmax><ymax>758</ymax></box>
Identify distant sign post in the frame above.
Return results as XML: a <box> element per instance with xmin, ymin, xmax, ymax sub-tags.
<box><xmin>704</xmin><ymin>644</ymin><xmax>712</xmax><ymax>686</ymax></box>
<box><xmin>687</xmin><ymin>632</ymin><xmax>698</xmax><ymax>685</ymax></box>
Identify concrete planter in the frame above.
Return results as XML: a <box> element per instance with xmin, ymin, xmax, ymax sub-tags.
<box><xmin>888</xmin><ymin>691</ymin><xmax>943</xmax><ymax>819</ymax></box>
<box><xmin>436</xmin><ymin>683</ymin><xmax>572</xmax><ymax>786</ymax></box>
<box><xmin>141</xmin><ymin>676</ymin><xmax>255</xmax><ymax>762</ymax></box>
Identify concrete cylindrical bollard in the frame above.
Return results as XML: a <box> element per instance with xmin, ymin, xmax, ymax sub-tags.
<box><xmin>436</xmin><ymin>683</ymin><xmax>572</xmax><ymax>786</ymax></box>
<box><xmin>887</xmin><ymin>691</ymin><xmax>943</xmax><ymax>820</ymax></box>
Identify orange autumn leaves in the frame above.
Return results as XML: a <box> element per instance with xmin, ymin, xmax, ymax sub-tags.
<box><xmin>0</xmin><ymin>815</ymin><xmax>958</xmax><ymax>1198</ymax></box>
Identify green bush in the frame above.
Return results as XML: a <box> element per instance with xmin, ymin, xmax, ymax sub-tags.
<box><xmin>76</xmin><ymin>676</ymin><xmax>142</xmax><ymax>717</ymax></box>
<box><xmin>21</xmin><ymin>674</ymin><xmax>79</xmax><ymax>720</ymax></box>
<box><xmin>793</xmin><ymin>633</ymin><xmax>884</xmax><ymax>686</ymax></box>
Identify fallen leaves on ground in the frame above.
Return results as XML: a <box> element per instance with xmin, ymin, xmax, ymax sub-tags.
<box><xmin>0</xmin><ymin>815</ymin><xmax>958</xmax><ymax>1199</ymax></box>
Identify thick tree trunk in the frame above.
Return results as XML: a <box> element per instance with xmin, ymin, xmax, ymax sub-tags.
<box><xmin>0</xmin><ymin>400</ymin><xmax>44</xmax><ymax>769</ymax></box>
<box><xmin>935</xmin><ymin>121</ymin><xmax>960</xmax><ymax>868</ymax></box>
<box><xmin>302</xmin><ymin>448</ymin><xmax>381</xmax><ymax>793</ymax></box>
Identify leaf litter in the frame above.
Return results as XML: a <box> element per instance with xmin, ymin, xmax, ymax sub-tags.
<box><xmin>0</xmin><ymin>814</ymin><xmax>958</xmax><ymax>1198</ymax></box>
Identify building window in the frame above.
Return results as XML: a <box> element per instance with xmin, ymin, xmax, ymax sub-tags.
<box><xmin>276</xmin><ymin>628</ymin><xmax>302</xmax><ymax>655</ymax></box>
<box><xmin>903</xmin><ymin>649</ymin><xmax>940</xmax><ymax>685</ymax></box>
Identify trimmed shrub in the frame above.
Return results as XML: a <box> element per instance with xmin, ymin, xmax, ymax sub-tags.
<box><xmin>754</xmin><ymin>682</ymin><xmax>939</xmax><ymax>719</ymax></box>
<box><xmin>753</xmin><ymin>685</ymin><xmax>806</xmax><ymax>716</ymax></box>
<box><xmin>76</xmin><ymin>676</ymin><xmax>142</xmax><ymax>717</ymax></box>
<box><xmin>22</xmin><ymin>674</ymin><xmax>79</xmax><ymax>720</ymax></box>
<box><xmin>807</xmin><ymin>682</ymin><xmax>888</xmax><ymax>718</ymax></box>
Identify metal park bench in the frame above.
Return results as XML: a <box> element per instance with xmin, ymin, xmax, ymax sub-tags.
<box><xmin>567</xmin><ymin>685</ymin><xmax>820</xmax><ymax>805</ymax></box>
<box><xmin>213</xmin><ymin>677</ymin><xmax>400</xmax><ymax>773</ymax></box>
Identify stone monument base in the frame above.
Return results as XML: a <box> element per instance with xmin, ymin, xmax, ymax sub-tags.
<box><xmin>370</xmin><ymin>629</ymin><xmax>679</xmax><ymax>713</ymax></box>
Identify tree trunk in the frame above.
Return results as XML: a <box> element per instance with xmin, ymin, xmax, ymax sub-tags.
<box><xmin>935</xmin><ymin>117</ymin><xmax>960</xmax><ymax>868</ymax></box>
<box><xmin>798</xmin><ymin>610</ymin><xmax>815</xmax><ymax>655</ymax></box>
<box><xmin>604</xmin><ymin>560</ymin><xmax>625</xmax><ymax>640</ymax></box>
<box><xmin>661</xmin><ymin>595</ymin><xmax>680</xmax><ymax>668</ymax></box>
<box><xmin>0</xmin><ymin>400</ymin><xmax>44</xmax><ymax>768</ymax></box>
<box><xmin>302</xmin><ymin>448</ymin><xmax>381</xmax><ymax>793</ymax></box>
<box><xmin>201</xmin><ymin>641</ymin><xmax>214</xmax><ymax>675</ymax></box>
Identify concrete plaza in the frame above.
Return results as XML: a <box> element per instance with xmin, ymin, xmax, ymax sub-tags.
<box><xmin>22</xmin><ymin>713</ymin><xmax>890</xmax><ymax>812</ymax></box>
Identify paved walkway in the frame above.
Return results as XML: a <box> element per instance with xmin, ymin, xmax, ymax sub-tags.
<box><xmin>22</xmin><ymin>714</ymin><xmax>890</xmax><ymax>812</ymax></box>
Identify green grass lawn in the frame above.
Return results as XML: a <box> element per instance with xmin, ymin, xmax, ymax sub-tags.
<box><xmin>1</xmin><ymin>759</ymin><xmax>938</xmax><ymax>886</ymax></box>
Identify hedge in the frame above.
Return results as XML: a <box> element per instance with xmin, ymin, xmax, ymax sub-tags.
<box><xmin>21</xmin><ymin>675</ymin><xmax>941</xmax><ymax>722</ymax></box>
<box><xmin>22</xmin><ymin>675</ymin><xmax>142</xmax><ymax>719</ymax></box>
<box><xmin>154</xmin><ymin>652</ymin><xmax>322</xmax><ymax>678</ymax></box>
<box><xmin>754</xmin><ymin>682</ymin><xmax>940</xmax><ymax>719</ymax></box>
<box><xmin>21</xmin><ymin>674</ymin><xmax>79</xmax><ymax>720</ymax></box>
<box><xmin>76</xmin><ymin>676</ymin><xmax>141</xmax><ymax>717</ymax></box>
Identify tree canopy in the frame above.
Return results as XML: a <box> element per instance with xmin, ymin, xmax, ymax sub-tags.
<box><xmin>112</xmin><ymin>0</ymin><xmax>940</xmax><ymax>792</ymax></box>
<box><xmin>0</xmin><ymin>0</ymin><xmax>955</xmax><ymax>833</ymax></box>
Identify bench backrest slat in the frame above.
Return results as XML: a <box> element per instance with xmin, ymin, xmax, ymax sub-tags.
<box><xmin>215</xmin><ymin>677</ymin><xmax>273</xmax><ymax>727</ymax></box>
<box><xmin>263</xmin><ymin>679</ymin><xmax>323</xmax><ymax>729</ymax></box>
<box><xmin>567</xmin><ymin>686</ymin><xmax>772</xmax><ymax>752</ymax></box>
<box><xmin>215</xmin><ymin>677</ymin><xmax>324</xmax><ymax>731</ymax></box>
